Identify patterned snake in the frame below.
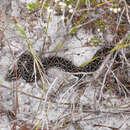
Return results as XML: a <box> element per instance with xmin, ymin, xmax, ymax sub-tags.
<box><xmin>5</xmin><ymin>46</ymin><xmax>115</xmax><ymax>82</ymax></box>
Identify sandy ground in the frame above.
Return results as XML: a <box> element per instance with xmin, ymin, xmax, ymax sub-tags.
<box><xmin>0</xmin><ymin>0</ymin><xmax>130</xmax><ymax>130</ymax></box>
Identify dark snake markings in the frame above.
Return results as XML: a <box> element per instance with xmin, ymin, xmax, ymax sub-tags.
<box><xmin>5</xmin><ymin>46</ymin><xmax>114</xmax><ymax>82</ymax></box>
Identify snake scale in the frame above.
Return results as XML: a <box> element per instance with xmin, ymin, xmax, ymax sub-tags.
<box><xmin>5</xmin><ymin>46</ymin><xmax>114</xmax><ymax>82</ymax></box>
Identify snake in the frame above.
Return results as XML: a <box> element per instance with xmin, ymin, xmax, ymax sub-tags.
<box><xmin>5</xmin><ymin>46</ymin><xmax>115</xmax><ymax>83</ymax></box>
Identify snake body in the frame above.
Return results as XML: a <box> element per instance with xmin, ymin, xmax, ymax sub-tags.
<box><xmin>5</xmin><ymin>46</ymin><xmax>113</xmax><ymax>82</ymax></box>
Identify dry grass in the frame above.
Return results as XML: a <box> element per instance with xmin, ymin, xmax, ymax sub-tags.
<box><xmin>0</xmin><ymin>0</ymin><xmax>130</xmax><ymax>130</ymax></box>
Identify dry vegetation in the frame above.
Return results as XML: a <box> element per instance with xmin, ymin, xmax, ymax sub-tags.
<box><xmin>0</xmin><ymin>0</ymin><xmax>130</xmax><ymax>130</ymax></box>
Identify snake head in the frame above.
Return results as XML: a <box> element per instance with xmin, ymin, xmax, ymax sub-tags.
<box><xmin>5</xmin><ymin>65</ymin><xmax>21</xmax><ymax>82</ymax></box>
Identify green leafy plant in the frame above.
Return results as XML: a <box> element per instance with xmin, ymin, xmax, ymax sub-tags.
<box><xmin>28</xmin><ymin>3</ymin><xmax>37</xmax><ymax>11</ymax></box>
